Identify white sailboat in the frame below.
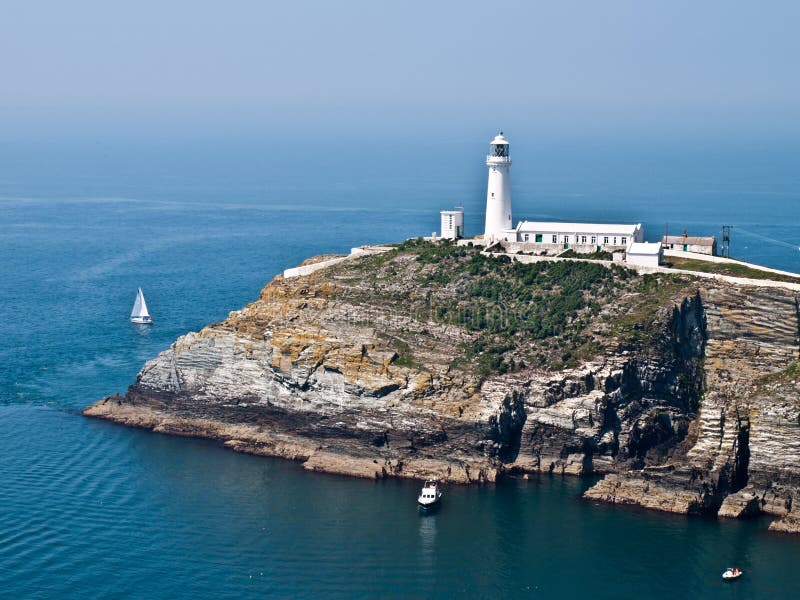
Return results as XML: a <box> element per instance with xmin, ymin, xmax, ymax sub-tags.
<box><xmin>130</xmin><ymin>287</ymin><xmax>153</xmax><ymax>324</ymax></box>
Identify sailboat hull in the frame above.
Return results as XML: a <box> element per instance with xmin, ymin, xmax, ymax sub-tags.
<box><xmin>130</xmin><ymin>316</ymin><xmax>153</xmax><ymax>324</ymax></box>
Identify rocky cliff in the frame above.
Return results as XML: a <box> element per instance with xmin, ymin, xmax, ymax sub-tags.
<box><xmin>585</xmin><ymin>286</ymin><xmax>800</xmax><ymax>532</ymax></box>
<box><xmin>85</xmin><ymin>241</ymin><xmax>800</xmax><ymax>530</ymax></box>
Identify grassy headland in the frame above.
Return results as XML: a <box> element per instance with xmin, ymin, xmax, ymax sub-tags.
<box><xmin>329</xmin><ymin>239</ymin><xmax>697</xmax><ymax>376</ymax></box>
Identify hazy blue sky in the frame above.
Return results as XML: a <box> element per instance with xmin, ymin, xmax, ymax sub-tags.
<box><xmin>2</xmin><ymin>1</ymin><xmax>799</xmax><ymax>141</ymax></box>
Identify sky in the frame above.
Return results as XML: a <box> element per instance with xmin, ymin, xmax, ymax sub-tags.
<box><xmin>2</xmin><ymin>1</ymin><xmax>799</xmax><ymax>142</ymax></box>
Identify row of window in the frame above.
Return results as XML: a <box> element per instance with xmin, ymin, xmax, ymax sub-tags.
<box><xmin>521</xmin><ymin>234</ymin><xmax>628</xmax><ymax>245</ymax></box>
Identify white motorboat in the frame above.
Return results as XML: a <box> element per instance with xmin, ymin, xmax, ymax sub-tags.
<box><xmin>130</xmin><ymin>287</ymin><xmax>153</xmax><ymax>324</ymax></box>
<box><xmin>722</xmin><ymin>567</ymin><xmax>743</xmax><ymax>581</ymax></box>
<box><xmin>417</xmin><ymin>479</ymin><xmax>442</xmax><ymax>509</ymax></box>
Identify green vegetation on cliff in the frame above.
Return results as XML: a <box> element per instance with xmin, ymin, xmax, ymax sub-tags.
<box><xmin>667</xmin><ymin>256</ymin><xmax>800</xmax><ymax>283</ymax></box>
<box><xmin>757</xmin><ymin>360</ymin><xmax>800</xmax><ymax>387</ymax></box>
<box><xmin>558</xmin><ymin>249</ymin><xmax>613</xmax><ymax>261</ymax></box>
<box><xmin>331</xmin><ymin>239</ymin><xmax>696</xmax><ymax>376</ymax></box>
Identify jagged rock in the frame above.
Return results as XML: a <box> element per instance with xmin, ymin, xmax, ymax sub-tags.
<box><xmin>585</xmin><ymin>286</ymin><xmax>800</xmax><ymax>520</ymax></box>
<box><xmin>718</xmin><ymin>489</ymin><xmax>761</xmax><ymax>518</ymax></box>
<box><xmin>769</xmin><ymin>509</ymin><xmax>800</xmax><ymax>533</ymax></box>
<box><xmin>583</xmin><ymin>473</ymin><xmax>707</xmax><ymax>514</ymax></box>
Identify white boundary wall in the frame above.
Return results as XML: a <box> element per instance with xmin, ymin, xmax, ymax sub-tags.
<box><xmin>664</xmin><ymin>249</ymin><xmax>800</xmax><ymax>278</ymax></box>
<box><xmin>484</xmin><ymin>248</ymin><xmax>800</xmax><ymax>292</ymax></box>
<box><xmin>282</xmin><ymin>246</ymin><xmax>393</xmax><ymax>279</ymax></box>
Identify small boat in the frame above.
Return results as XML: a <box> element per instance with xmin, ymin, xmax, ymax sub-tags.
<box><xmin>130</xmin><ymin>287</ymin><xmax>153</xmax><ymax>324</ymax></box>
<box><xmin>417</xmin><ymin>479</ymin><xmax>442</xmax><ymax>509</ymax></box>
<box><xmin>722</xmin><ymin>567</ymin><xmax>743</xmax><ymax>581</ymax></box>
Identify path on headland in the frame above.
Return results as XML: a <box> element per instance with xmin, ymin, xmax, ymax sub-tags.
<box><xmin>282</xmin><ymin>245</ymin><xmax>394</xmax><ymax>278</ymax></box>
<box><xmin>481</xmin><ymin>245</ymin><xmax>800</xmax><ymax>292</ymax></box>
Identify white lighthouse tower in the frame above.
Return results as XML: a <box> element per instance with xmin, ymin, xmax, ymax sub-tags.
<box><xmin>483</xmin><ymin>132</ymin><xmax>512</xmax><ymax>241</ymax></box>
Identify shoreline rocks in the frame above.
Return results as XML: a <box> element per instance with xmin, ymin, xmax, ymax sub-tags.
<box><xmin>83</xmin><ymin>395</ymin><xmax>500</xmax><ymax>483</ymax></box>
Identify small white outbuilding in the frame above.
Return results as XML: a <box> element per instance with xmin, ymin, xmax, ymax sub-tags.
<box><xmin>626</xmin><ymin>242</ymin><xmax>663</xmax><ymax>267</ymax></box>
<box><xmin>440</xmin><ymin>208</ymin><xmax>464</xmax><ymax>240</ymax></box>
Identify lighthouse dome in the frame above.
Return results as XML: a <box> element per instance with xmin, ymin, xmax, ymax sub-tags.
<box><xmin>488</xmin><ymin>132</ymin><xmax>510</xmax><ymax>160</ymax></box>
<box><xmin>490</xmin><ymin>132</ymin><xmax>509</xmax><ymax>145</ymax></box>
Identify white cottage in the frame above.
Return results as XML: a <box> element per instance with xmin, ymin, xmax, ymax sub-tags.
<box><xmin>626</xmin><ymin>242</ymin><xmax>663</xmax><ymax>267</ymax></box>
<box><xmin>662</xmin><ymin>234</ymin><xmax>717</xmax><ymax>256</ymax></box>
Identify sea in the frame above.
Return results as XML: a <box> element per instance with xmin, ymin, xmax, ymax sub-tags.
<box><xmin>1</xmin><ymin>137</ymin><xmax>799</xmax><ymax>598</ymax></box>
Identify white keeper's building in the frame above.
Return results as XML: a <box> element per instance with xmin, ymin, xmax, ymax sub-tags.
<box><xmin>510</xmin><ymin>221</ymin><xmax>643</xmax><ymax>251</ymax></box>
<box><xmin>480</xmin><ymin>132</ymin><xmax>644</xmax><ymax>252</ymax></box>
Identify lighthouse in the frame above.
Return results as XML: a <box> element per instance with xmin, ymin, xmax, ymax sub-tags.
<box><xmin>483</xmin><ymin>132</ymin><xmax>512</xmax><ymax>241</ymax></box>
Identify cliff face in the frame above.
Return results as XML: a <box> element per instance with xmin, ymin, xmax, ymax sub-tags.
<box><xmin>585</xmin><ymin>286</ymin><xmax>800</xmax><ymax>531</ymax></box>
<box><xmin>510</xmin><ymin>292</ymin><xmax>707</xmax><ymax>479</ymax></box>
<box><xmin>85</xmin><ymin>242</ymin><xmax>800</xmax><ymax>530</ymax></box>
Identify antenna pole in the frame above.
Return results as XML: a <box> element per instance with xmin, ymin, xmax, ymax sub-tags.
<box><xmin>721</xmin><ymin>225</ymin><xmax>732</xmax><ymax>258</ymax></box>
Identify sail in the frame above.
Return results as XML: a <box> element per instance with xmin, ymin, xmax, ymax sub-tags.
<box><xmin>131</xmin><ymin>288</ymin><xmax>150</xmax><ymax>318</ymax></box>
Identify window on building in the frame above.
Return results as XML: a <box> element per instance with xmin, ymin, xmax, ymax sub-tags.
<box><xmin>563</xmin><ymin>236</ymin><xmax>569</xmax><ymax>243</ymax></box>
<box><xmin>591</xmin><ymin>236</ymin><xmax>596</xmax><ymax>244</ymax></box>
<box><xmin>535</xmin><ymin>234</ymin><xmax>543</xmax><ymax>243</ymax></box>
<box><xmin>552</xmin><ymin>235</ymin><xmax>557</xmax><ymax>243</ymax></box>
<box><xmin>603</xmin><ymin>236</ymin><xmax>609</xmax><ymax>244</ymax></box>
<box><xmin>622</xmin><ymin>237</ymin><xmax>627</xmax><ymax>245</ymax></box>
<box><xmin>581</xmin><ymin>235</ymin><xmax>587</xmax><ymax>244</ymax></box>
<box><xmin>613</xmin><ymin>237</ymin><xmax>617</xmax><ymax>245</ymax></box>
<box><xmin>523</xmin><ymin>234</ymin><xmax>529</xmax><ymax>241</ymax></box>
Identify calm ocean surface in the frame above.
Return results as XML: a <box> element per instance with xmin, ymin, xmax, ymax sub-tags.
<box><xmin>1</xmin><ymin>139</ymin><xmax>799</xmax><ymax>598</ymax></box>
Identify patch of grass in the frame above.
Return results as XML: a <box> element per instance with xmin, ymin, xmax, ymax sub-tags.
<box><xmin>756</xmin><ymin>361</ymin><xmax>800</xmax><ymax>386</ymax></box>
<box><xmin>454</xmin><ymin>259</ymin><xmax>625</xmax><ymax>338</ymax></box>
<box><xmin>559</xmin><ymin>249</ymin><xmax>613</xmax><ymax>261</ymax></box>
<box><xmin>393</xmin><ymin>354</ymin><xmax>418</xmax><ymax>369</ymax></box>
<box><xmin>389</xmin><ymin>242</ymin><xmax>637</xmax><ymax>372</ymax></box>
<box><xmin>376</xmin><ymin>332</ymin><xmax>421</xmax><ymax>370</ymax></box>
<box><xmin>667</xmin><ymin>256</ymin><xmax>800</xmax><ymax>284</ymax></box>
<box><xmin>609</xmin><ymin>274</ymin><xmax>695</xmax><ymax>349</ymax></box>
<box><xmin>396</xmin><ymin>237</ymin><xmax>470</xmax><ymax>264</ymax></box>
<box><xmin>348</xmin><ymin>248</ymin><xmax>401</xmax><ymax>271</ymax></box>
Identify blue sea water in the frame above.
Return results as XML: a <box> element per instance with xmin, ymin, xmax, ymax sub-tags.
<box><xmin>1</xmin><ymin>138</ymin><xmax>799</xmax><ymax>598</ymax></box>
